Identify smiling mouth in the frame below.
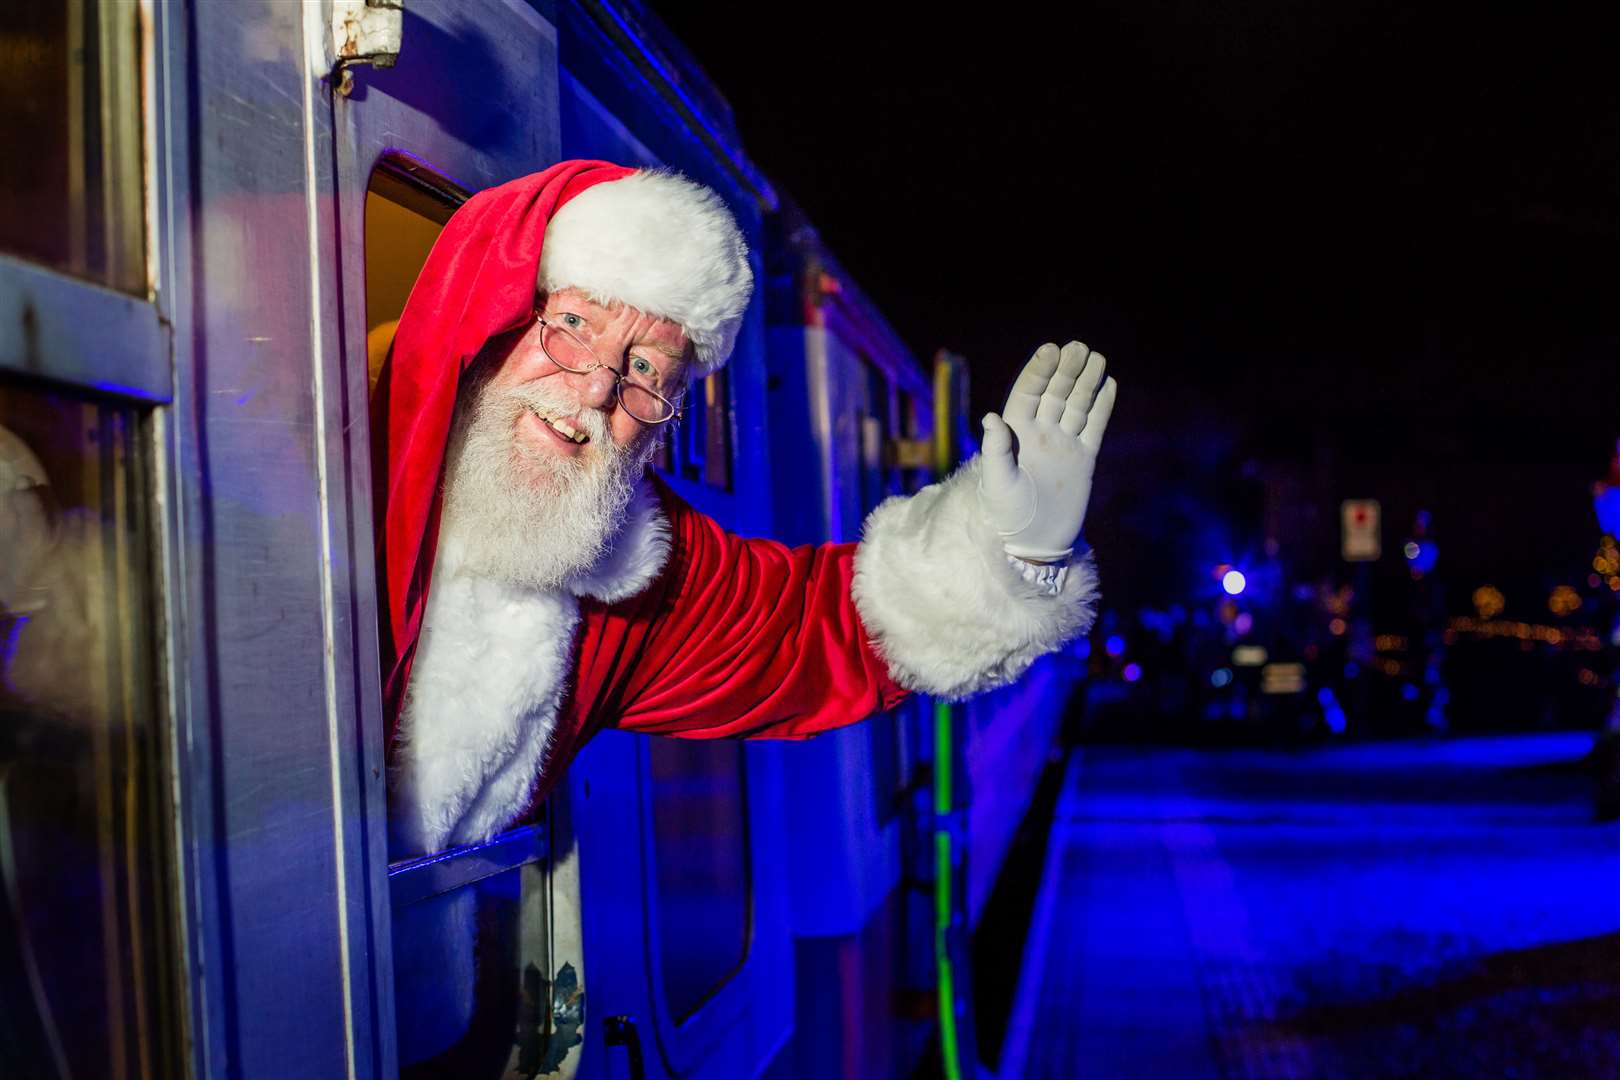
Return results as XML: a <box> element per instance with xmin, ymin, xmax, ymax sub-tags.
<box><xmin>530</xmin><ymin>407</ymin><xmax>590</xmax><ymax>444</ymax></box>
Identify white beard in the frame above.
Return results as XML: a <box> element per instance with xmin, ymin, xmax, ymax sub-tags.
<box><xmin>437</xmin><ymin>373</ymin><xmax>660</xmax><ymax>590</ymax></box>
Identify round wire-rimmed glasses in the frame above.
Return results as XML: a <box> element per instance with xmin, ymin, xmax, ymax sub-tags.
<box><xmin>533</xmin><ymin>313</ymin><xmax>684</xmax><ymax>424</ymax></box>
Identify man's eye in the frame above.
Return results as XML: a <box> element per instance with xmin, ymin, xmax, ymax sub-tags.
<box><xmin>630</xmin><ymin>356</ymin><xmax>657</xmax><ymax>379</ymax></box>
<box><xmin>561</xmin><ymin>313</ymin><xmax>584</xmax><ymax>329</ymax></box>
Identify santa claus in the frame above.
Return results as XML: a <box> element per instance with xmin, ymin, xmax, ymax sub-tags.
<box><xmin>376</xmin><ymin>160</ymin><xmax>1117</xmax><ymax>857</ymax></box>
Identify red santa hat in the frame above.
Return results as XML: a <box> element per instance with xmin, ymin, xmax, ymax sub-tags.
<box><xmin>539</xmin><ymin>168</ymin><xmax>753</xmax><ymax>377</ymax></box>
<box><xmin>374</xmin><ymin>160</ymin><xmax>753</xmax><ymax>730</ymax></box>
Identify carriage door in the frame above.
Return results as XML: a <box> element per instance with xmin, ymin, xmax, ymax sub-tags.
<box><xmin>321</xmin><ymin>4</ymin><xmax>582</xmax><ymax>1078</ymax></box>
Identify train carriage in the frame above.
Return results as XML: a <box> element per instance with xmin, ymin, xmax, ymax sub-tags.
<box><xmin>0</xmin><ymin>3</ymin><xmax>1072</xmax><ymax>1078</ymax></box>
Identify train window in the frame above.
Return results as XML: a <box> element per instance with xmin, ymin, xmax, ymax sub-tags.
<box><xmin>647</xmin><ymin>738</ymin><xmax>751</xmax><ymax>1023</ymax></box>
<box><xmin>364</xmin><ymin>163</ymin><xmax>459</xmax><ymax>392</ymax></box>
<box><xmin>0</xmin><ymin>0</ymin><xmax>144</xmax><ymax>294</ymax></box>
<box><xmin>860</xmin><ymin>360</ymin><xmax>892</xmax><ymax>514</ymax></box>
<box><xmin>0</xmin><ymin>380</ymin><xmax>181</xmax><ymax>1077</ymax></box>
<box><xmin>868</xmin><ymin>710</ymin><xmax>904</xmax><ymax>826</ymax></box>
<box><xmin>653</xmin><ymin>368</ymin><xmax>734</xmax><ymax>490</ymax></box>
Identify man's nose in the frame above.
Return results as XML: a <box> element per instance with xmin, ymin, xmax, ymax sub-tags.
<box><xmin>568</xmin><ymin>363</ymin><xmax>620</xmax><ymax>410</ymax></box>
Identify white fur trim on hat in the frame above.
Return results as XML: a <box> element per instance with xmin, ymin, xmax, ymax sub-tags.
<box><xmin>538</xmin><ymin>170</ymin><xmax>753</xmax><ymax>377</ymax></box>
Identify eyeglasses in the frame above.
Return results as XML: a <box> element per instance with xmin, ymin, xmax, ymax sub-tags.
<box><xmin>533</xmin><ymin>313</ymin><xmax>684</xmax><ymax>425</ymax></box>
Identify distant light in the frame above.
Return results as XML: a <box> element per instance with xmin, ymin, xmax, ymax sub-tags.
<box><xmin>1472</xmin><ymin>585</ymin><xmax>1505</xmax><ymax>620</ymax></box>
<box><xmin>1317</xmin><ymin>687</ymin><xmax>1348</xmax><ymax>734</ymax></box>
<box><xmin>1549</xmin><ymin>586</ymin><xmax>1582</xmax><ymax>617</ymax></box>
<box><xmin>1105</xmin><ymin>635</ymin><xmax>1126</xmax><ymax>658</ymax></box>
<box><xmin>1401</xmin><ymin>683</ymin><xmax>1420</xmax><ymax>702</ymax></box>
<box><xmin>1344</xmin><ymin>661</ymin><xmax>1361</xmax><ymax>679</ymax></box>
<box><xmin>1122</xmin><ymin>663</ymin><xmax>1142</xmax><ymax>683</ymax></box>
<box><xmin>1591</xmin><ymin>574</ymin><xmax>1604</xmax><ymax>589</ymax></box>
<box><xmin>1261</xmin><ymin>662</ymin><xmax>1306</xmax><ymax>694</ymax></box>
<box><xmin>1222</xmin><ymin>570</ymin><xmax>1247</xmax><ymax>596</ymax></box>
<box><xmin>1232</xmin><ymin>645</ymin><xmax>1269</xmax><ymax>667</ymax></box>
<box><xmin>1328</xmin><ymin>617</ymin><xmax>1347</xmax><ymax>636</ymax></box>
<box><xmin>1406</xmin><ymin>541</ymin><xmax>1439</xmax><ymax>573</ymax></box>
<box><xmin>1211</xmin><ymin>668</ymin><xmax>1233</xmax><ymax>688</ymax></box>
<box><xmin>1234</xmin><ymin>612</ymin><xmax>1254</xmax><ymax>636</ymax></box>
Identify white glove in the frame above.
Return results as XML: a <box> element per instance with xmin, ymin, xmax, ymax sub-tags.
<box><xmin>977</xmin><ymin>341</ymin><xmax>1117</xmax><ymax>562</ymax></box>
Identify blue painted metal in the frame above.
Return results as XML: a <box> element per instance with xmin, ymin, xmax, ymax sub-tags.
<box><xmin>387</xmin><ymin>824</ymin><xmax>549</xmax><ymax>908</ymax></box>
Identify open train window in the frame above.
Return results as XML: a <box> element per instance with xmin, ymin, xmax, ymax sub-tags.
<box><xmin>0</xmin><ymin>379</ymin><xmax>181</xmax><ymax>1078</ymax></box>
<box><xmin>364</xmin><ymin>160</ymin><xmax>583</xmax><ymax>1079</ymax></box>
<box><xmin>363</xmin><ymin>160</ymin><xmax>461</xmax><ymax>393</ymax></box>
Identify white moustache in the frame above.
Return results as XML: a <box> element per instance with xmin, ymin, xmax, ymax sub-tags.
<box><xmin>499</xmin><ymin>382</ymin><xmax>612</xmax><ymax>449</ymax></box>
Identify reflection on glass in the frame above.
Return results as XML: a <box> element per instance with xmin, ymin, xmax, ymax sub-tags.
<box><xmin>0</xmin><ymin>381</ymin><xmax>179</xmax><ymax>1078</ymax></box>
<box><xmin>0</xmin><ymin>0</ymin><xmax>145</xmax><ymax>292</ymax></box>
<box><xmin>648</xmin><ymin>738</ymin><xmax>751</xmax><ymax>1023</ymax></box>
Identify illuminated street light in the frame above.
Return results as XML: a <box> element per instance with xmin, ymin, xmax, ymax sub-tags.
<box><xmin>1222</xmin><ymin>570</ymin><xmax>1247</xmax><ymax>596</ymax></box>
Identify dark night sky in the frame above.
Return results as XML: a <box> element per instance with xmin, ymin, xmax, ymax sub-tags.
<box><xmin>653</xmin><ymin>2</ymin><xmax>1620</xmax><ymax>610</ymax></box>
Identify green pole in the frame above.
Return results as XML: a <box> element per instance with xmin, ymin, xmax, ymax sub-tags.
<box><xmin>934</xmin><ymin>697</ymin><xmax>962</xmax><ymax>1080</ymax></box>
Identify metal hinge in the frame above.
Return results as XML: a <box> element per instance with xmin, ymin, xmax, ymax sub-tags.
<box><xmin>330</xmin><ymin>0</ymin><xmax>403</xmax><ymax>95</ymax></box>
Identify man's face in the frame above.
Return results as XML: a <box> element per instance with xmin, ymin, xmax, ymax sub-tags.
<box><xmin>435</xmin><ymin>288</ymin><xmax>690</xmax><ymax>589</ymax></box>
<box><xmin>486</xmin><ymin>286</ymin><xmax>691</xmax><ymax>464</ymax></box>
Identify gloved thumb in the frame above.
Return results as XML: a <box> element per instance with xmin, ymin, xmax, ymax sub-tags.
<box><xmin>980</xmin><ymin>413</ymin><xmax>1020</xmax><ymax>492</ymax></box>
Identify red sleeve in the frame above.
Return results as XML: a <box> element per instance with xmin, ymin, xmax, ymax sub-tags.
<box><xmin>566</xmin><ymin>480</ymin><xmax>909</xmax><ymax>741</ymax></box>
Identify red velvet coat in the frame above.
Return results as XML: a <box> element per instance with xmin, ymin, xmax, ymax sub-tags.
<box><xmin>542</xmin><ymin>474</ymin><xmax>908</xmax><ymax>801</ymax></box>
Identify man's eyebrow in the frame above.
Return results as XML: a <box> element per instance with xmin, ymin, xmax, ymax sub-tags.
<box><xmin>635</xmin><ymin>340</ymin><xmax>685</xmax><ymax>361</ymax></box>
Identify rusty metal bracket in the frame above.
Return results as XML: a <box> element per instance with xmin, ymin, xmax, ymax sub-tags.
<box><xmin>330</xmin><ymin>0</ymin><xmax>403</xmax><ymax>95</ymax></box>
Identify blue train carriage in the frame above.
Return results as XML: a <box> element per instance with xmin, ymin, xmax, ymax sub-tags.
<box><xmin>0</xmin><ymin>2</ymin><xmax>1068</xmax><ymax>1078</ymax></box>
<box><xmin>759</xmin><ymin>197</ymin><xmax>943</xmax><ymax>1079</ymax></box>
<box><xmin>0</xmin><ymin>1</ymin><xmax>785</xmax><ymax>1078</ymax></box>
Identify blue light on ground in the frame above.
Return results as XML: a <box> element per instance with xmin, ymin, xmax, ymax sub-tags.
<box><xmin>1211</xmin><ymin>667</ymin><xmax>1233</xmax><ymax>688</ymax></box>
<box><xmin>1222</xmin><ymin>570</ymin><xmax>1247</xmax><ymax>596</ymax></box>
<box><xmin>1122</xmin><ymin>662</ymin><xmax>1142</xmax><ymax>683</ymax></box>
<box><xmin>1105</xmin><ymin>635</ymin><xmax>1126</xmax><ymax>658</ymax></box>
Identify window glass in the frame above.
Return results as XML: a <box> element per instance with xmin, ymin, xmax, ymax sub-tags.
<box><xmin>0</xmin><ymin>379</ymin><xmax>180</xmax><ymax>1077</ymax></box>
<box><xmin>867</xmin><ymin>709</ymin><xmax>902</xmax><ymax>827</ymax></box>
<box><xmin>395</xmin><ymin>857</ymin><xmax>574</xmax><ymax>1079</ymax></box>
<box><xmin>0</xmin><ymin>0</ymin><xmax>144</xmax><ymax>293</ymax></box>
<box><xmin>647</xmin><ymin>738</ymin><xmax>750</xmax><ymax>1023</ymax></box>
<box><xmin>860</xmin><ymin>360</ymin><xmax>892</xmax><ymax>515</ymax></box>
<box><xmin>654</xmin><ymin>370</ymin><xmax>734</xmax><ymax>490</ymax></box>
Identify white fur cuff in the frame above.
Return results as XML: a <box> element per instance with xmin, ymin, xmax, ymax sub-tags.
<box><xmin>850</xmin><ymin>457</ymin><xmax>1100</xmax><ymax>700</ymax></box>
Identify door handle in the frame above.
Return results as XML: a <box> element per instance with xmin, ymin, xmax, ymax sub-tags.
<box><xmin>602</xmin><ymin>1014</ymin><xmax>645</xmax><ymax>1080</ymax></box>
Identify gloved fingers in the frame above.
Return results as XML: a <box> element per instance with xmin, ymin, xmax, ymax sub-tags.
<box><xmin>980</xmin><ymin>413</ymin><xmax>1022</xmax><ymax>491</ymax></box>
<box><xmin>1059</xmin><ymin>350</ymin><xmax>1107</xmax><ymax>436</ymax></box>
<box><xmin>1079</xmin><ymin>376</ymin><xmax>1117</xmax><ymax>453</ymax></box>
<box><xmin>1004</xmin><ymin>343</ymin><xmax>1061</xmax><ymax>424</ymax></box>
<box><xmin>1036</xmin><ymin>341</ymin><xmax>1091</xmax><ymax>425</ymax></box>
